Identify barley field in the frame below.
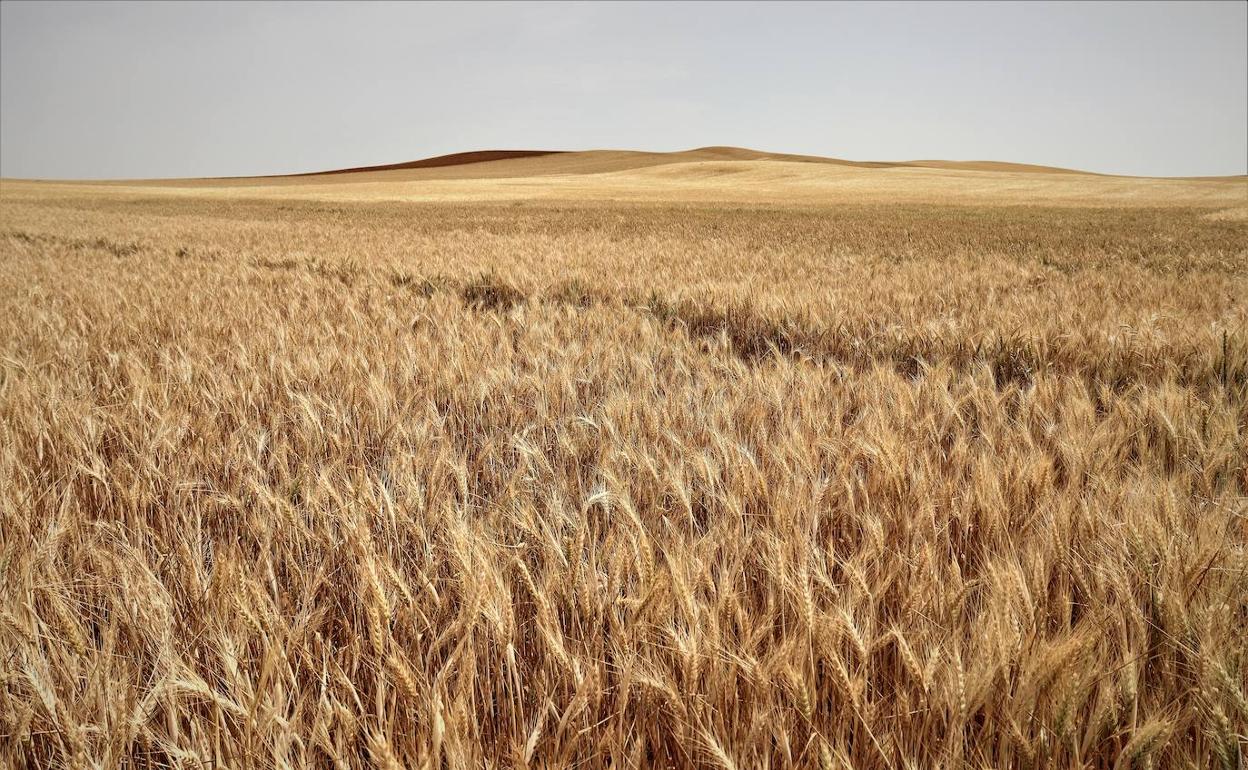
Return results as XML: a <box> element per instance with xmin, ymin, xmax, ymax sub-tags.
<box><xmin>1</xmin><ymin>154</ymin><xmax>1246</xmax><ymax>769</ymax></box>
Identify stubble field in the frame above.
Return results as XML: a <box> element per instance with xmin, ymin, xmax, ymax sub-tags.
<box><xmin>2</xmin><ymin>154</ymin><xmax>1246</xmax><ymax>769</ymax></box>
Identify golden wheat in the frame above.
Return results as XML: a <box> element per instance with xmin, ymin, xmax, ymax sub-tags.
<box><xmin>1</xmin><ymin>178</ymin><xmax>1245</xmax><ymax>769</ymax></box>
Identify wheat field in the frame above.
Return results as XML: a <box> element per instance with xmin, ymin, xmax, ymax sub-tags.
<box><xmin>1</xmin><ymin>152</ymin><xmax>1246</xmax><ymax>769</ymax></box>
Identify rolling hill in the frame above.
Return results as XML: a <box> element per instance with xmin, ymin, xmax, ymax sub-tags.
<box><xmin>5</xmin><ymin>146</ymin><xmax>1246</xmax><ymax>209</ymax></box>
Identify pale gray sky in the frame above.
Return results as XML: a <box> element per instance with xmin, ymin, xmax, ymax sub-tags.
<box><xmin>1</xmin><ymin>1</ymin><xmax>1244</xmax><ymax>179</ymax></box>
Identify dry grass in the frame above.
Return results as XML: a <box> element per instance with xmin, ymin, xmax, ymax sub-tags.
<box><xmin>1</xmin><ymin>165</ymin><xmax>1246</xmax><ymax>769</ymax></box>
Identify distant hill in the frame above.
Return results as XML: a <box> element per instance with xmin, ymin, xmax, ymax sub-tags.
<box><xmin>284</xmin><ymin>146</ymin><xmax>1104</xmax><ymax>181</ymax></box>
<box><xmin>16</xmin><ymin>146</ymin><xmax>1242</xmax><ymax>208</ymax></box>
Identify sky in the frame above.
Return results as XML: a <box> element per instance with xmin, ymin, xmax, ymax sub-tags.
<box><xmin>1</xmin><ymin>1</ymin><xmax>1245</xmax><ymax>179</ymax></box>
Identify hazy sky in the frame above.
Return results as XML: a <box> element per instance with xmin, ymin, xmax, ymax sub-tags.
<box><xmin>1</xmin><ymin>1</ymin><xmax>1245</xmax><ymax>179</ymax></box>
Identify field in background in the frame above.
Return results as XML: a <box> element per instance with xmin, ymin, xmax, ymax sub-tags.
<box><xmin>2</xmin><ymin>154</ymin><xmax>1246</xmax><ymax>769</ymax></box>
